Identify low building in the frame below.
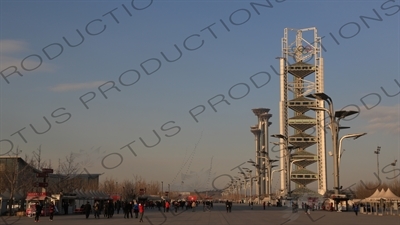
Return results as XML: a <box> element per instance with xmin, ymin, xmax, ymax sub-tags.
<box><xmin>0</xmin><ymin>156</ymin><xmax>102</xmax><ymax>215</ymax></box>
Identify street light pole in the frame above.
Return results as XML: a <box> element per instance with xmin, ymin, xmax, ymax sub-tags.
<box><xmin>374</xmin><ymin>146</ymin><xmax>381</xmax><ymax>179</ymax></box>
<box><xmin>290</xmin><ymin>159</ymin><xmax>305</xmax><ymax>177</ymax></box>
<box><xmin>391</xmin><ymin>160</ymin><xmax>397</xmax><ymax>178</ymax></box>
<box><xmin>338</xmin><ymin>133</ymin><xmax>367</xmax><ymax>165</ymax></box>
<box><xmin>271</xmin><ymin>169</ymin><xmax>284</xmax><ymax>195</ymax></box>
<box><xmin>271</xmin><ymin>134</ymin><xmax>295</xmax><ymax>198</ymax></box>
<box><xmin>307</xmin><ymin>93</ymin><xmax>358</xmax><ymax>196</ymax></box>
<box><xmin>249</xmin><ymin>156</ymin><xmax>278</xmax><ymax>198</ymax></box>
<box><xmin>239</xmin><ymin>171</ymin><xmax>250</xmax><ymax>201</ymax></box>
<box><xmin>243</xmin><ymin>168</ymin><xmax>254</xmax><ymax>202</ymax></box>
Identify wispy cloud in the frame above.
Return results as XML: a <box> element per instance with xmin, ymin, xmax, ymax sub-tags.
<box><xmin>0</xmin><ymin>40</ymin><xmax>28</xmax><ymax>53</ymax></box>
<box><xmin>0</xmin><ymin>39</ymin><xmax>55</xmax><ymax>72</ymax></box>
<box><xmin>50</xmin><ymin>81</ymin><xmax>106</xmax><ymax>92</ymax></box>
<box><xmin>360</xmin><ymin>104</ymin><xmax>400</xmax><ymax>135</ymax></box>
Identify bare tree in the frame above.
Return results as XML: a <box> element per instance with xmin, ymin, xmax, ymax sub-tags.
<box><xmin>52</xmin><ymin>152</ymin><xmax>81</xmax><ymax>193</ymax></box>
<box><xmin>145</xmin><ymin>180</ymin><xmax>160</xmax><ymax>195</ymax></box>
<box><xmin>0</xmin><ymin>147</ymin><xmax>37</xmax><ymax>215</ymax></box>
<box><xmin>354</xmin><ymin>180</ymin><xmax>389</xmax><ymax>199</ymax></box>
<box><xmin>31</xmin><ymin>145</ymin><xmax>43</xmax><ymax>170</ymax></box>
<box><xmin>132</xmin><ymin>175</ymin><xmax>161</xmax><ymax>195</ymax></box>
<box><xmin>389</xmin><ymin>179</ymin><xmax>400</xmax><ymax>197</ymax></box>
<box><xmin>120</xmin><ymin>179</ymin><xmax>136</xmax><ymax>201</ymax></box>
<box><xmin>99</xmin><ymin>177</ymin><xmax>118</xmax><ymax>194</ymax></box>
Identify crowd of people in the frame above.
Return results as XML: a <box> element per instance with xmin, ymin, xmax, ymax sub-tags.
<box><xmin>31</xmin><ymin>199</ymin><xmax>234</xmax><ymax>222</ymax></box>
<box><xmin>81</xmin><ymin>200</ymin><xmax>146</xmax><ymax>222</ymax></box>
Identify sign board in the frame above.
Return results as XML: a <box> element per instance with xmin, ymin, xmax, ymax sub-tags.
<box><xmin>41</xmin><ymin>168</ymin><xmax>54</xmax><ymax>173</ymax></box>
<box><xmin>36</xmin><ymin>173</ymin><xmax>49</xmax><ymax>177</ymax></box>
<box><xmin>38</xmin><ymin>182</ymin><xmax>48</xmax><ymax>187</ymax></box>
<box><xmin>27</xmin><ymin>192</ymin><xmax>48</xmax><ymax>196</ymax></box>
<box><xmin>330</xmin><ymin>194</ymin><xmax>346</xmax><ymax>199</ymax></box>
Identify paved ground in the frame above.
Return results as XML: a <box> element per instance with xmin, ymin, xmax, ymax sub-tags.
<box><xmin>1</xmin><ymin>203</ymin><xmax>399</xmax><ymax>225</ymax></box>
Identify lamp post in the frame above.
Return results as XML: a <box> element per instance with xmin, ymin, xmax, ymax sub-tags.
<box><xmin>248</xmin><ymin>171</ymin><xmax>254</xmax><ymax>202</ymax></box>
<box><xmin>238</xmin><ymin>172</ymin><xmax>248</xmax><ymax>199</ymax></box>
<box><xmin>271</xmin><ymin>168</ymin><xmax>284</xmax><ymax>194</ymax></box>
<box><xmin>270</xmin><ymin>134</ymin><xmax>289</xmax><ymax>197</ymax></box>
<box><xmin>247</xmin><ymin>159</ymin><xmax>261</xmax><ymax>199</ymax></box>
<box><xmin>391</xmin><ymin>160</ymin><xmax>397</xmax><ymax>178</ymax></box>
<box><xmin>168</xmin><ymin>184</ymin><xmax>170</xmax><ymax>198</ymax></box>
<box><xmin>270</xmin><ymin>134</ymin><xmax>297</xmax><ymax>197</ymax></box>
<box><xmin>243</xmin><ymin>168</ymin><xmax>254</xmax><ymax>202</ymax></box>
<box><xmin>307</xmin><ymin>92</ymin><xmax>358</xmax><ymax>197</ymax></box>
<box><xmin>116</xmin><ymin>181</ymin><xmax>119</xmax><ymax>200</ymax></box>
<box><xmin>235</xmin><ymin>178</ymin><xmax>241</xmax><ymax>201</ymax></box>
<box><xmin>248</xmin><ymin>158</ymin><xmax>273</xmax><ymax>200</ymax></box>
<box><xmin>242</xmin><ymin>180</ymin><xmax>247</xmax><ymax>200</ymax></box>
<box><xmin>290</xmin><ymin>159</ymin><xmax>305</xmax><ymax>177</ymax></box>
<box><xmin>161</xmin><ymin>181</ymin><xmax>163</xmax><ymax>197</ymax></box>
<box><xmin>249</xmin><ymin>155</ymin><xmax>278</xmax><ymax>197</ymax></box>
<box><xmin>374</xmin><ymin>146</ymin><xmax>381</xmax><ymax>179</ymax></box>
<box><xmin>338</xmin><ymin>133</ymin><xmax>367</xmax><ymax>165</ymax></box>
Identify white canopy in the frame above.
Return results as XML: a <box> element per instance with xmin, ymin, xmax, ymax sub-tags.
<box><xmin>365</xmin><ymin>188</ymin><xmax>400</xmax><ymax>201</ymax></box>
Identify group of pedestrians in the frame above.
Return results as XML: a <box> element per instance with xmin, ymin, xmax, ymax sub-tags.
<box><xmin>203</xmin><ymin>200</ymin><xmax>213</xmax><ymax>211</ymax></box>
<box><xmin>33</xmin><ymin>201</ymin><xmax>57</xmax><ymax>222</ymax></box>
<box><xmin>82</xmin><ymin>200</ymin><xmax>145</xmax><ymax>222</ymax></box>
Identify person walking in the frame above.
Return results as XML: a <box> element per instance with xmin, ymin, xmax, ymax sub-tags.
<box><xmin>128</xmin><ymin>201</ymin><xmax>133</xmax><ymax>218</ymax></box>
<box><xmin>34</xmin><ymin>202</ymin><xmax>42</xmax><ymax>222</ymax></box>
<box><xmin>49</xmin><ymin>202</ymin><xmax>55</xmax><ymax>221</ymax></box>
<box><xmin>174</xmin><ymin>201</ymin><xmax>179</xmax><ymax>212</ymax></box>
<box><xmin>93</xmin><ymin>201</ymin><xmax>100</xmax><ymax>219</ymax></box>
<box><xmin>165</xmin><ymin>201</ymin><xmax>170</xmax><ymax>212</ymax></box>
<box><xmin>305</xmin><ymin>203</ymin><xmax>311</xmax><ymax>215</ymax></box>
<box><xmin>225</xmin><ymin>200</ymin><xmax>230</xmax><ymax>213</ymax></box>
<box><xmin>191</xmin><ymin>201</ymin><xmax>196</xmax><ymax>212</ymax></box>
<box><xmin>62</xmin><ymin>201</ymin><xmax>68</xmax><ymax>215</ymax></box>
<box><xmin>108</xmin><ymin>200</ymin><xmax>114</xmax><ymax>218</ymax></box>
<box><xmin>116</xmin><ymin>200</ymin><xmax>121</xmax><ymax>214</ymax></box>
<box><xmin>84</xmin><ymin>201</ymin><xmax>92</xmax><ymax>219</ymax></box>
<box><xmin>353</xmin><ymin>204</ymin><xmax>359</xmax><ymax>216</ymax></box>
<box><xmin>124</xmin><ymin>201</ymin><xmax>129</xmax><ymax>218</ymax></box>
<box><xmin>139</xmin><ymin>202</ymin><xmax>145</xmax><ymax>223</ymax></box>
<box><xmin>133</xmin><ymin>202</ymin><xmax>139</xmax><ymax>218</ymax></box>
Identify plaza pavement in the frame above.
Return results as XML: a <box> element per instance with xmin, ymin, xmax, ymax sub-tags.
<box><xmin>1</xmin><ymin>203</ymin><xmax>399</xmax><ymax>225</ymax></box>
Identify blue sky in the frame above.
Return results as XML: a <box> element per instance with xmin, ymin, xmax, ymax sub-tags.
<box><xmin>1</xmin><ymin>0</ymin><xmax>399</xmax><ymax>193</ymax></box>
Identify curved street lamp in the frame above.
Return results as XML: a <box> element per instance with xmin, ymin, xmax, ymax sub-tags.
<box><xmin>271</xmin><ymin>168</ymin><xmax>284</xmax><ymax>195</ymax></box>
<box><xmin>307</xmin><ymin>92</ymin><xmax>359</xmax><ymax>196</ymax></box>
<box><xmin>270</xmin><ymin>134</ymin><xmax>299</xmax><ymax>197</ymax></box>
<box><xmin>338</xmin><ymin>132</ymin><xmax>367</xmax><ymax>165</ymax></box>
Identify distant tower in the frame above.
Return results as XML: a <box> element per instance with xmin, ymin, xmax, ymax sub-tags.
<box><xmin>251</xmin><ymin>108</ymin><xmax>272</xmax><ymax>197</ymax></box>
<box><xmin>279</xmin><ymin>27</ymin><xmax>326</xmax><ymax>195</ymax></box>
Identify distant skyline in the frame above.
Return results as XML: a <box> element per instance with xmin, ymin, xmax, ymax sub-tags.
<box><xmin>1</xmin><ymin>0</ymin><xmax>399</xmax><ymax>193</ymax></box>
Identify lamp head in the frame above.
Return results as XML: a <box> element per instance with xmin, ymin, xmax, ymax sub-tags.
<box><xmin>271</xmin><ymin>134</ymin><xmax>287</xmax><ymax>140</ymax></box>
<box><xmin>334</xmin><ymin>110</ymin><xmax>358</xmax><ymax>119</ymax></box>
<box><xmin>306</xmin><ymin>92</ymin><xmax>332</xmax><ymax>102</ymax></box>
<box><xmin>247</xmin><ymin>159</ymin><xmax>255</xmax><ymax>164</ymax></box>
<box><xmin>353</xmin><ymin>133</ymin><xmax>367</xmax><ymax>139</ymax></box>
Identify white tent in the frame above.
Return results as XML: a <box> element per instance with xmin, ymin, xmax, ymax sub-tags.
<box><xmin>381</xmin><ymin>188</ymin><xmax>400</xmax><ymax>201</ymax></box>
<box><xmin>365</xmin><ymin>188</ymin><xmax>400</xmax><ymax>201</ymax></box>
<box><xmin>362</xmin><ymin>188</ymin><xmax>400</xmax><ymax>216</ymax></box>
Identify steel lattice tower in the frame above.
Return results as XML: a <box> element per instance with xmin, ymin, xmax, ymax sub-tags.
<box><xmin>279</xmin><ymin>27</ymin><xmax>327</xmax><ymax>196</ymax></box>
